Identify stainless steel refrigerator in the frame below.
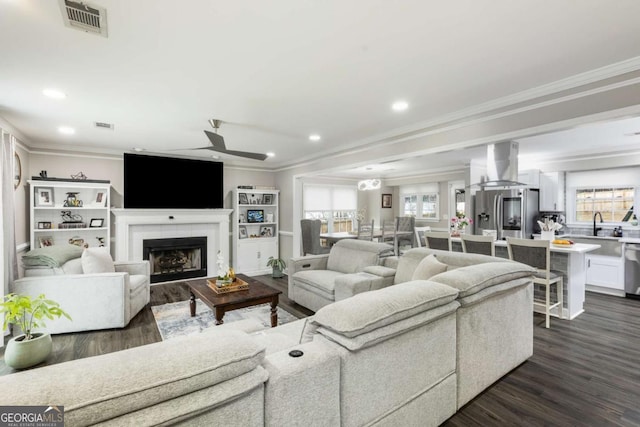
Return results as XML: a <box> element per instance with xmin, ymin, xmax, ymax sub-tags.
<box><xmin>473</xmin><ymin>188</ymin><xmax>540</xmax><ymax>240</ymax></box>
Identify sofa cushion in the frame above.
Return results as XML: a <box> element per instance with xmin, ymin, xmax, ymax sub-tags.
<box><xmin>326</xmin><ymin>239</ymin><xmax>392</xmax><ymax>274</ymax></box>
<box><xmin>429</xmin><ymin>261</ymin><xmax>535</xmax><ymax>298</ymax></box>
<box><xmin>82</xmin><ymin>247</ymin><xmax>116</xmax><ymax>274</ymax></box>
<box><xmin>313</xmin><ymin>280</ymin><xmax>459</xmax><ymax>338</ymax></box>
<box><xmin>293</xmin><ymin>270</ymin><xmax>345</xmax><ymax>296</ymax></box>
<box><xmin>22</xmin><ymin>244</ymin><xmax>83</xmax><ymax>268</ymax></box>
<box><xmin>412</xmin><ymin>254</ymin><xmax>448</xmax><ymax>280</ymax></box>
<box><xmin>0</xmin><ymin>329</ymin><xmax>266</xmax><ymax>425</ymax></box>
<box><xmin>62</xmin><ymin>258</ymin><xmax>84</xmax><ymax>274</ymax></box>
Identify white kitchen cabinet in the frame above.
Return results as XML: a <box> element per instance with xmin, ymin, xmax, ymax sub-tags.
<box><xmin>517</xmin><ymin>169</ymin><xmax>540</xmax><ymax>188</ymax></box>
<box><xmin>232</xmin><ymin>188</ymin><xmax>279</xmax><ymax>275</ymax></box>
<box><xmin>586</xmin><ymin>254</ymin><xmax>624</xmax><ymax>292</ymax></box>
<box><xmin>29</xmin><ymin>179</ymin><xmax>111</xmax><ymax>251</ymax></box>
<box><xmin>539</xmin><ymin>171</ymin><xmax>565</xmax><ymax>211</ymax></box>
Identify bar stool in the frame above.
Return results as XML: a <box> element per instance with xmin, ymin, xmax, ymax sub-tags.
<box><xmin>506</xmin><ymin>237</ymin><xmax>563</xmax><ymax>328</ymax></box>
<box><xmin>460</xmin><ymin>234</ymin><xmax>496</xmax><ymax>257</ymax></box>
<box><xmin>423</xmin><ymin>231</ymin><xmax>452</xmax><ymax>251</ymax></box>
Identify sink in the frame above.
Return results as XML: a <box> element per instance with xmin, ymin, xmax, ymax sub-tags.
<box><xmin>568</xmin><ymin>235</ymin><xmax>622</xmax><ymax>257</ymax></box>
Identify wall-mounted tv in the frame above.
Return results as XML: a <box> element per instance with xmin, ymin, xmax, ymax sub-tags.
<box><xmin>247</xmin><ymin>209</ymin><xmax>264</xmax><ymax>223</ymax></box>
<box><xmin>124</xmin><ymin>153</ymin><xmax>223</xmax><ymax>209</ymax></box>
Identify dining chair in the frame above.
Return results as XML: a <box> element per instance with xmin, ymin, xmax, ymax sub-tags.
<box><xmin>395</xmin><ymin>216</ymin><xmax>416</xmax><ymax>253</ymax></box>
<box><xmin>460</xmin><ymin>234</ymin><xmax>496</xmax><ymax>257</ymax></box>
<box><xmin>381</xmin><ymin>219</ymin><xmax>398</xmax><ymax>254</ymax></box>
<box><xmin>414</xmin><ymin>226</ymin><xmax>432</xmax><ymax>248</ymax></box>
<box><xmin>423</xmin><ymin>231</ymin><xmax>452</xmax><ymax>251</ymax></box>
<box><xmin>301</xmin><ymin>219</ymin><xmax>330</xmax><ymax>255</ymax></box>
<box><xmin>506</xmin><ymin>237</ymin><xmax>563</xmax><ymax>328</ymax></box>
<box><xmin>357</xmin><ymin>219</ymin><xmax>375</xmax><ymax>241</ymax></box>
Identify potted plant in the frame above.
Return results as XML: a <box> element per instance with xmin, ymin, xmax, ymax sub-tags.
<box><xmin>266</xmin><ymin>256</ymin><xmax>286</xmax><ymax>278</ymax></box>
<box><xmin>1</xmin><ymin>293</ymin><xmax>71</xmax><ymax>369</ymax></box>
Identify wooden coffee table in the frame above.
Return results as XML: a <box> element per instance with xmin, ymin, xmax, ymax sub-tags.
<box><xmin>184</xmin><ymin>274</ymin><xmax>282</xmax><ymax>327</ymax></box>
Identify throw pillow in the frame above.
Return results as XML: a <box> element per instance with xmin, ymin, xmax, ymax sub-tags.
<box><xmin>411</xmin><ymin>254</ymin><xmax>448</xmax><ymax>281</ymax></box>
<box><xmin>81</xmin><ymin>247</ymin><xmax>116</xmax><ymax>274</ymax></box>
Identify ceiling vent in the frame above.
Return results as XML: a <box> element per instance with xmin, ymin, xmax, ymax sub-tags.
<box><xmin>94</xmin><ymin>121</ymin><xmax>114</xmax><ymax>130</ymax></box>
<box><xmin>59</xmin><ymin>0</ymin><xmax>108</xmax><ymax>37</ymax></box>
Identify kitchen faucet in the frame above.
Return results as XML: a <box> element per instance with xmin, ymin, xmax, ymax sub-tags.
<box><xmin>593</xmin><ymin>211</ymin><xmax>603</xmax><ymax>236</ymax></box>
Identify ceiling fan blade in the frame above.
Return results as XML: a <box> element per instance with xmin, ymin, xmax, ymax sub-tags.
<box><xmin>222</xmin><ymin>149</ymin><xmax>268</xmax><ymax>161</ymax></box>
<box><xmin>204</xmin><ymin>130</ymin><xmax>226</xmax><ymax>149</ymax></box>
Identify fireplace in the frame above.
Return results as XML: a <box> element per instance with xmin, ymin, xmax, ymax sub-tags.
<box><xmin>143</xmin><ymin>237</ymin><xmax>207</xmax><ymax>283</ymax></box>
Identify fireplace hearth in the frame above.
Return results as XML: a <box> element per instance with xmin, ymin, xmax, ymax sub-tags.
<box><xmin>143</xmin><ymin>237</ymin><xmax>207</xmax><ymax>283</ymax></box>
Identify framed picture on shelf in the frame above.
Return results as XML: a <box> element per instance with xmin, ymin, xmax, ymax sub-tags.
<box><xmin>89</xmin><ymin>218</ymin><xmax>104</xmax><ymax>228</ymax></box>
<box><xmin>382</xmin><ymin>193</ymin><xmax>392</xmax><ymax>208</ymax></box>
<box><xmin>39</xmin><ymin>236</ymin><xmax>54</xmax><ymax>248</ymax></box>
<box><xmin>260</xmin><ymin>225</ymin><xmax>274</xmax><ymax>237</ymax></box>
<box><xmin>95</xmin><ymin>191</ymin><xmax>107</xmax><ymax>207</ymax></box>
<box><xmin>247</xmin><ymin>209</ymin><xmax>264</xmax><ymax>223</ymax></box>
<box><xmin>239</xmin><ymin>225</ymin><xmax>248</xmax><ymax>239</ymax></box>
<box><xmin>263</xmin><ymin>194</ymin><xmax>273</xmax><ymax>204</ymax></box>
<box><xmin>35</xmin><ymin>187</ymin><xmax>54</xmax><ymax>207</ymax></box>
<box><xmin>239</xmin><ymin>193</ymin><xmax>248</xmax><ymax>204</ymax></box>
<box><xmin>37</xmin><ymin>221</ymin><xmax>52</xmax><ymax>229</ymax></box>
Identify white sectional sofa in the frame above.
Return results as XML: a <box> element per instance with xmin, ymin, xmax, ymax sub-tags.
<box><xmin>0</xmin><ymin>248</ymin><xmax>535</xmax><ymax>426</ymax></box>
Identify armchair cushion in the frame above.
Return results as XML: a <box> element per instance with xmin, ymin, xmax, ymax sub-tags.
<box><xmin>81</xmin><ymin>247</ymin><xmax>115</xmax><ymax>274</ymax></box>
<box><xmin>22</xmin><ymin>244</ymin><xmax>83</xmax><ymax>268</ymax></box>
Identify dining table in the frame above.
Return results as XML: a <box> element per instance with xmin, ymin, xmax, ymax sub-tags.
<box><xmin>319</xmin><ymin>230</ymin><xmax>414</xmax><ymax>247</ymax></box>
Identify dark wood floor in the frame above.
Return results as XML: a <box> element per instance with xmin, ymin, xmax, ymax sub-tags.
<box><xmin>2</xmin><ymin>278</ymin><xmax>639</xmax><ymax>426</ymax></box>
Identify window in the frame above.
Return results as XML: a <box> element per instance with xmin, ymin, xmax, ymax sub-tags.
<box><xmin>575</xmin><ymin>187</ymin><xmax>634</xmax><ymax>222</ymax></box>
<box><xmin>303</xmin><ymin>184</ymin><xmax>357</xmax><ymax>233</ymax></box>
<box><xmin>402</xmin><ymin>193</ymin><xmax>439</xmax><ymax>220</ymax></box>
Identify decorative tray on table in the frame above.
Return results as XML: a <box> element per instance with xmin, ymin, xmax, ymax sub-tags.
<box><xmin>207</xmin><ymin>278</ymin><xmax>249</xmax><ymax>294</ymax></box>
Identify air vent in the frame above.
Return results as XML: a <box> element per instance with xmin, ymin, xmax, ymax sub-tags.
<box><xmin>94</xmin><ymin>122</ymin><xmax>114</xmax><ymax>130</ymax></box>
<box><xmin>59</xmin><ymin>0</ymin><xmax>108</xmax><ymax>37</ymax></box>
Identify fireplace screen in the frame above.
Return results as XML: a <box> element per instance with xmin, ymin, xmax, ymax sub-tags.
<box><xmin>143</xmin><ymin>237</ymin><xmax>207</xmax><ymax>283</ymax></box>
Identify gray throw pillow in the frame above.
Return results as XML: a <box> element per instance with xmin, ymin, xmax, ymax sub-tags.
<box><xmin>411</xmin><ymin>254</ymin><xmax>448</xmax><ymax>281</ymax></box>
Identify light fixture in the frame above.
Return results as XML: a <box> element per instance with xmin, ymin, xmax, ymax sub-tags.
<box><xmin>266</xmin><ymin>152</ymin><xmax>275</xmax><ymax>157</ymax></box>
<box><xmin>391</xmin><ymin>100</ymin><xmax>408</xmax><ymax>112</ymax></box>
<box><xmin>132</xmin><ymin>147</ymin><xmax>145</xmax><ymax>152</ymax></box>
<box><xmin>58</xmin><ymin>126</ymin><xmax>75</xmax><ymax>135</ymax></box>
<box><xmin>357</xmin><ymin>178</ymin><xmax>381</xmax><ymax>191</ymax></box>
<box><xmin>43</xmin><ymin>88</ymin><xmax>66</xmax><ymax>99</ymax></box>
<box><xmin>309</xmin><ymin>134</ymin><xmax>321</xmax><ymax>142</ymax></box>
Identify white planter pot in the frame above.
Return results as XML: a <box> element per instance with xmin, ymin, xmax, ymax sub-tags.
<box><xmin>540</xmin><ymin>230</ymin><xmax>555</xmax><ymax>241</ymax></box>
<box><xmin>4</xmin><ymin>333</ymin><xmax>52</xmax><ymax>370</ymax></box>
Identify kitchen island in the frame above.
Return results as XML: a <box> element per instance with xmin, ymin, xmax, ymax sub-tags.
<box><xmin>451</xmin><ymin>238</ymin><xmax>600</xmax><ymax>320</ymax></box>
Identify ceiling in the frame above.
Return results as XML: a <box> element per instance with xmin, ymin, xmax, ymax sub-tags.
<box><xmin>2</xmin><ymin>0</ymin><xmax>640</xmax><ymax>175</ymax></box>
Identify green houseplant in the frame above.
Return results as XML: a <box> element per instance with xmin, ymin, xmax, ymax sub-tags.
<box><xmin>1</xmin><ymin>293</ymin><xmax>71</xmax><ymax>369</ymax></box>
<box><xmin>266</xmin><ymin>256</ymin><xmax>286</xmax><ymax>278</ymax></box>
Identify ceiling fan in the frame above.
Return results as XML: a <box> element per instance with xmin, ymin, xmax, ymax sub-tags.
<box><xmin>192</xmin><ymin>119</ymin><xmax>268</xmax><ymax>161</ymax></box>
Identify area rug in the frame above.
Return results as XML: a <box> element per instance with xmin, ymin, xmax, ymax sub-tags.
<box><xmin>151</xmin><ymin>299</ymin><xmax>299</xmax><ymax>341</ymax></box>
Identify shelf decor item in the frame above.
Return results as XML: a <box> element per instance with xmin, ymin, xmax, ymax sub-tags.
<box><xmin>1</xmin><ymin>293</ymin><xmax>71</xmax><ymax>369</ymax></box>
<box><xmin>63</xmin><ymin>192</ymin><xmax>83</xmax><ymax>207</ymax></box>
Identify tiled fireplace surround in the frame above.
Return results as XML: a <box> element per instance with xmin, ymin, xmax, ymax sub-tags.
<box><xmin>111</xmin><ymin>209</ymin><xmax>233</xmax><ymax>282</ymax></box>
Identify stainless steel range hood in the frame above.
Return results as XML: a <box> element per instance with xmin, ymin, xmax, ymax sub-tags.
<box><xmin>476</xmin><ymin>141</ymin><xmax>526</xmax><ymax>187</ymax></box>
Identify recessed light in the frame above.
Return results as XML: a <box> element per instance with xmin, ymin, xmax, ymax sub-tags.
<box><xmin>132</xmin><ymin>147</ymin><xmax>145</xmax><ymax>152</ymax></box>
<box><xmin>309</xmin><ymin>134</ymin><xmax>321</xmax><ymax>142</ymax></box>
<box><xmin>58</xmin><ymin>126</ymin><xmax>75</xmax><ymax>135</ymax></box>
<box><xmin>391</xmin><ymin>100</ymin><xmax>408</xmax><ymax>112</ymax></box>
<box><xmin>43</xmin><ymin>88</ymin><xmax>66</xmax><ymax>99</ymax></box>
<box><xmin>211</xmin><ymin>155</ymin><xmax>220</xmax><ymax>159</ymax></box>
<box><xmin>266</xmin><ymin>152</ymin><xmax>275</xmax><ymax>157</ymax></box>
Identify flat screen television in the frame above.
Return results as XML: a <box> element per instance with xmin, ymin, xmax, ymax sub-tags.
<box><xmin>124</xmin><ymin>153</ymin><xmax>223</xmax><ymax>209</ymax></box>
<box><xmin>247</xmin><ymin>209</ymin><xmax>264</xmax><ymax>223</ymax></box>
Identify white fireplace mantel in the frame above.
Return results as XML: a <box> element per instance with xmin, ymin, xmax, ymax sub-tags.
<box><xmin>111</xmin><ymin>209</ymin><xmax>233</xmax><ymax>279</ymax></box>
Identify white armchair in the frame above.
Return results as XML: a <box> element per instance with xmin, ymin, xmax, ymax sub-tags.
<box><xmin>13</xmin><ymin>247</ymin><xmax>150</xmax><ymax>334</ymax></box>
